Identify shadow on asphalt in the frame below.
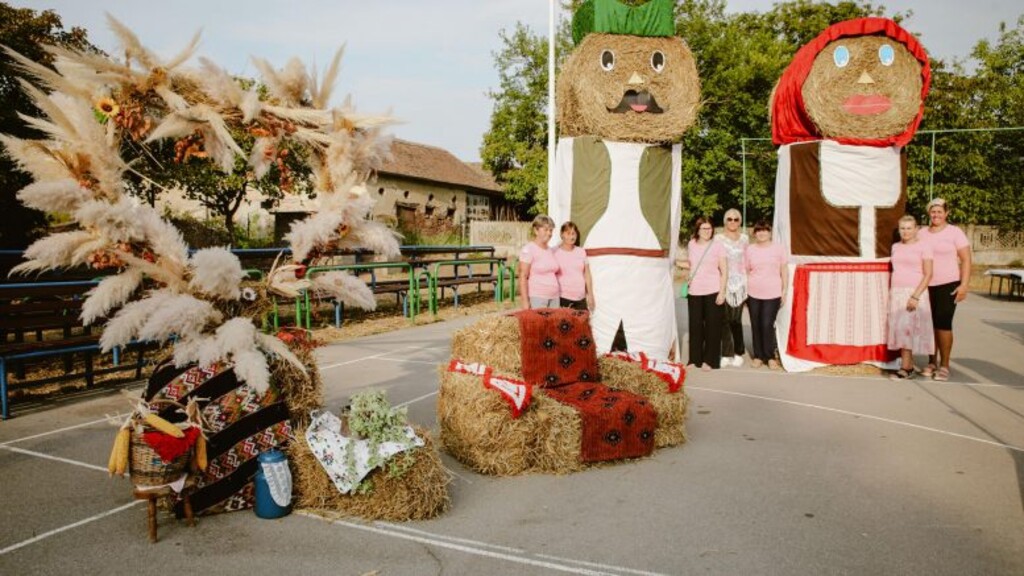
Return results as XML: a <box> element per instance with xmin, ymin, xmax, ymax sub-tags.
<box><xmin>982</xmin><ymin>320</ymin><xmax>1024</xmax><ymax>345</ymax></box>
<box><xmin>955</xmin><ymin>357</ymin><xmax>1024</xmax><ymax>385</ymax></box>
<box><xmin>912</xmin><ymin>379</ymin><xmax>1024</xmax><ymax>515</ymax></box>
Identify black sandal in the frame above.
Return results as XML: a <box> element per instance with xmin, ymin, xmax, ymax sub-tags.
<box><xmin>889</xmin><ymin>368</ymin><xmax>915</xmax><ymax>381</ymax></box>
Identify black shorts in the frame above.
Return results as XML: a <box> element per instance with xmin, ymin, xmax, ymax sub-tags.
<box><xmin>560</xmin><ymin>297</ymin><xmax>587</xmax><ymax>310</ymax></box>
<box><xmin>929</xmin><ymin>281</ymin><xmax>959</xmax><ymax>331</ymax></box>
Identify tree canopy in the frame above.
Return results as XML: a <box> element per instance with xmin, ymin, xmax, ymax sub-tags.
<box><xmin>481</xmin><ymin>0</ymin><xmax>1024</xmax><ymax>230</ymax></box>
<box><xmin>0</xmin><ymin>3</ymin><xmax>94</xmax><ymax>247</ymax></box>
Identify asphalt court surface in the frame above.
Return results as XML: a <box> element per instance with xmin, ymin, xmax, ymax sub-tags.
<box><xmin>1</xmin><ymin>295</ymin><xmax>1023</xmax><ymax>575</ymax></box>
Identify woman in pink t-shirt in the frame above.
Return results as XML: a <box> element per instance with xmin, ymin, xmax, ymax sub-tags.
<box><xmin>519</xmin><ymin>215</ymin><xmax>560</xmax><ymax>309</ymax></box>
<box><xmin>921</xmin><ymin>198</ymin><xmax>971</xmax><ymax>382</ymax></box>
<box><xmin>887</xmin><ymin>215</ymin><xmax>935</xmax><ymax>380</ymax></box>
<box><xmin>744</xmin><ymin>221</ymin><xmax>788</xmax><ymax>369</ymax></box>
<box><xmin>685</xmin><ymin>217</ymin><xmax>727</xmax><ymax>371</ymax></box>
<box><xmin>553</xmin><ymin>221</ymin><xmax>593</xmax><ymax>311</ymax></box>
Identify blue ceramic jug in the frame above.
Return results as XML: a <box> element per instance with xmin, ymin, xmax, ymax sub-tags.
<box><xmin>254</xmin><ymin>449</ymin><xmax>292</xmax><ymax>519</ymax></box>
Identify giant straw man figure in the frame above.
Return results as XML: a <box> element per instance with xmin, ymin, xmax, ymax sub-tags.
<box><xmin>550</xmin><ymin>0</ymin><xmax>700</xmax><ymax>360</ymax></box>
<box><xmin>770</xmin><ymin>18</ymin><xmax>931</xmax><ymax>371</ymax></box>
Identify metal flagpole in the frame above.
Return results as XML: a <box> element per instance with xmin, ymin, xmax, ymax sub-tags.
<box><xmin>547</xmin><ymin>0</ymin><xmax>557</xmax><ymax>214</ymax></box>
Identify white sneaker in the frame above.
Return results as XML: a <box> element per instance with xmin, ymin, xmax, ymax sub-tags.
<box><xmin>732</xmin><ymin>355</ymin><xmax>744</xmax><ymax>367</ymax></box>
<box><xmin>721</xmin><ymin>356</ymin><xmax>733</xmax><ymax>367</ymax></box>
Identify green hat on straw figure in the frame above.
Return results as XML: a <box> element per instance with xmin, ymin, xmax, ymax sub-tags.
<box><xmin>549</xmin><ymin>0</ymin><xmax>701</xmax><ymax>362</ymax></box>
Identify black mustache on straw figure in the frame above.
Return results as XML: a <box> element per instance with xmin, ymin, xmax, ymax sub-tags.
<box><xmin>608</xmin><ymin>90</ymin><xmax>665</xmax><ymax>113</ymax></box>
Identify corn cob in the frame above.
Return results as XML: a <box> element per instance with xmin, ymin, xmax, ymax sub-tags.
<box><xmin>111</xmin><ymin>427</ymin><xmax>131</xmax><ymax>476</ymax></box>
<box><xmin>107</xmin><ymin>430</ymin><xmax>121</xmax><ymax>476</ymax></box>
<box><xmin>143</xmin><ymin>412</ymin><xmax>185</xmax><ymax>438</ymax></box>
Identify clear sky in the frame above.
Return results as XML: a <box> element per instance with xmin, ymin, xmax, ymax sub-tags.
<box><xmin>12</xmin><ymin>1</ymin><xmax>1023</xmax><ymax>163</ymax></box>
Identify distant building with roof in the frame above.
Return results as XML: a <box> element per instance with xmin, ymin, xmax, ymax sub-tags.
<box><xmin>156</xmin><ymin>138</ymin><xmax>516</xmax><ymax>242</ymax></box>
<box><xmin>370</xmin><ymin>139</ymin><xmax>515</xmax><ymax>227</ymax></box>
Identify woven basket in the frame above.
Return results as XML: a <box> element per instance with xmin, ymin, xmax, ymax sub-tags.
<box><xmin>129</xmin><ymin>428</ymin><xmax>190</xmax><ymax>487</ymax></box>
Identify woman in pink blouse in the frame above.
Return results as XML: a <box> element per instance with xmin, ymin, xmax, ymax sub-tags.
<box><xmin>553</xmin><ymin>221</ymin><xmax>594</xmax><ymax>311</ymax></box>
<box><xmin>744</xmin><ymin>221</ymin><xmax>787</xmax><ymax>369</ymax></box>
<box><xmin>921</xmin><ymin>198</ymin><xmax>971</xmax><ymax>382</ymax></box>
<box><xmin>519</xmin><ymin>215</ymin><xmax>560</xmax><ymax>309</ymax></box>
<box><xmin>686</xmin><ymin>217</ymin><xmax>728</xmax><ymax>371</ymax></box>
<box><xmin>888</xmin><ymin>215</ymin><xmax>934</xmax><ymax>380</ymax></box>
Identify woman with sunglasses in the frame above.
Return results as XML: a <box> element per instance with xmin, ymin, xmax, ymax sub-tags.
<box><xmin>686</xmin><ymin>217</ymin><xmax>728</xmax><ymax>370</ymax></box>
<box><xmin>921</xmin><ymin>198</ymin><xmax>971</xmax><ymax>381</ymax></box>
<box><xmin>716</xmin><ymin>209</ymin><xmax>748</xmax><ymax>367</ymax></box>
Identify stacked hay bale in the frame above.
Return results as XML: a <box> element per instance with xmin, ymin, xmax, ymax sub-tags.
<box><xmin>438</xmin><ymin>313</ymin><xmax>688</xmax><ymax>475</ymax></box>
<box><xmin>290</xmin><ymin>426</ymin><xmax>450</xmax><ymax>521</ymax></box>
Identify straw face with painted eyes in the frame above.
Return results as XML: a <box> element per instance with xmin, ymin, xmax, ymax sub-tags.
<box><xmin>557</xmin><ymin>33</ymin><xmax>700</xmax><ymax>144</ymax></box>
<box><xmin>802</xmin><ymin>35</ymin><xmax>924</xmax><ymax>140</ymax></box>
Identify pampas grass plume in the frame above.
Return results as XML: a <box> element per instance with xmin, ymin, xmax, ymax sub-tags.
<box><xmin>189</xmin><ymin>247</ymin><xmax>244</xmax><ymax>300</ymax></box>
<box><xmin>81</xmin><ymin>270</ymin><xmax>144</xmax><ymax>325</ymax></box>
<box><xmin>233</xmin><ymin>349</ymin><xmax>270</xmax><ymax>394</ymax></box>
<box><xmin>136</xmin><ymin>294</ymin><xmax>223</xmax><ymax>343</ymax></box>
<box><xmin>312</xmin><ymin>271</ymin><xmax>377</xmax><ymax>311</ymax></box>
<box><xmin>16</xmin><ymin>178</ymin><xmax>93</xmax><ymax>213</ymax></box>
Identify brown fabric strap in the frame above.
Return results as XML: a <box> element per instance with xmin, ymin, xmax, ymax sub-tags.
<box><xmin>585</xmin><ymin>248</ymin><xmax>668</xmax><ymax>258</ymax></box>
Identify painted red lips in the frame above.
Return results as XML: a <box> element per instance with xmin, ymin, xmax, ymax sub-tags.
<box><xmin>843</xmin><ymin>94</ymin><xmax>892</xmax><ymax>115</ymax></box>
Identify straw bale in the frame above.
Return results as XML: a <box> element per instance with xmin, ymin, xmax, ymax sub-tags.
<box><xmin>802</xmin><ymin>36</ymin><xmax>924</xmax><ymax>140</ymax></box>
<box><xmin>557</xmin><ymin>34</ymin><xmax>700</xmax><ymax>144</ymax></box>
<box><xmin>449</xmin><ymin>314</ymin><xmax>523</xmax><ymax>378</ymax></box>
<box><xmin>270</xmin><ymin>346</ymin><xmax>323</xmax><ymax>428</ymax></box>
<box><xmin>812</xmin><ymin>363</ymin><xmax>883</xmax><ymax>376</ymax></box>
<box><xmin>437</xmin><ymin>369</ymin><xmax>583</xmax><ymax>475</ymax></box>
<box><xmin>597</xmin><ymin>356</ymin><xmax>687</xmax><ymax>448</ymax></box>
<box><xmin>290</xmin><ymin>425</ymin><xmax>450</xmax><ymax>521</ymax></box>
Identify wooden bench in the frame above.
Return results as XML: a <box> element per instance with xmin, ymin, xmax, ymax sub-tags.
<box><xmin>0</xmin><ymin>281</ymin><xmax>148</xmax><ymax>419</ymax></box>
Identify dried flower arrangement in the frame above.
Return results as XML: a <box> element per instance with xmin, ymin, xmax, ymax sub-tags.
<box><xmin>0</xmin><ymin>15</ymin><xmax>402</xmax><ymax>393</ymax></box>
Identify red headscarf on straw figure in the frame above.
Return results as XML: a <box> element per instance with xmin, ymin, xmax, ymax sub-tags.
<box><xmin>771</xmin><ymin>17</ymin><xmax>931</xmax><ymax>148</ymax></box>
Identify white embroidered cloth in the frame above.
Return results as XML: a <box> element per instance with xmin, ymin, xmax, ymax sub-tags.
<box><xmin>305</xmin><ymin>409</ymin><xmax>423</xmax><ymax>494</ymax></box>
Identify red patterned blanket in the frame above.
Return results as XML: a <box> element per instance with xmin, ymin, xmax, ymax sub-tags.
<box><xmin>513</xmin><ymin>310</ymin><xmax>656</xmax><ymax>462</ymax></box>
<box><xmin>544</xmin><ymin>382</ymin><xmax>657</xmax><ymax>462</ymax></box>
<box><xmin>513</xmin><ymin>308</ymin><xmax>600</xmax><ymax>388</ymax></box>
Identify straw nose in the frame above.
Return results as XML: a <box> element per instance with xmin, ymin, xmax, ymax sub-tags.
<box><xmin>628</xmin><ymin>72</ymin><xmax>644</xmax><ymax>86</ymax></box>
<box><xmin>857</xmin><ymin>71</ymin><xmax>875</xmax><ymax>84</ymax></box>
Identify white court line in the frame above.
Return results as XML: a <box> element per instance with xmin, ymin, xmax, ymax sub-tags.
<box><xmin>377</xmin><ymin>521</ymin><xmax>666</xmax><ymax>576</ymax></box>
<box><xmin>716</xmin><ymin>367</ymin><xmax>1023</xmax><ymax>389</ymax></box>
<box><xmin>395</xmin><ymin>391</ymin><xmax>438</xmax><ymax>409</ymax></box>
<box><xmin>318</xmin><ymin>345</ymin><xmax>428</xmax><ymax>371</ymax></box>
<box><xmin>0</xmin><ymin>445</ymin><xmax>110</xmax><ymax>473</ymax></box>
<box><xmin>1</xmin><ymin>414</ymin><xmax>126</xmax><ymax>447</ymax></box>
<box><xmin>375</xmin><ymin>357</ymin><xmax>443</xmax><ymax>366</ymax></box>
<box><xmin>533</xmin><ymin>554</ymin><xmax>668</xmax><ymax>576</ymax></box>
<box><xmin>689</xmin><ymin>385</ymin><xmax>1024</xmax><ymax>453</ymax></box>
<box><xmin>0</xmin><ymin>500</ymin><xmax>142</xmax><ymax>556</ymax></box>
<box><xmin>377</xmin><ymin>522</ymin><xmax>524</xmax><ymax>553</ymax></box>
<box><xmin>300</xmin><ymin>511</ymin><xmax>667</xmax><ymax>576</ymax></box>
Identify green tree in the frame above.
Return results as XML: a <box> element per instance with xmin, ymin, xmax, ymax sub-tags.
<box><xmin>480</xmin><ymin>22</ymin><xmax>555</xmax><ymax>218</ymax></box>
<box><xmin>968</xmin><ymin>16</ymin><xmax>1024</xmax><ymax>230</ymax></box>
<box><xmin>141</xmin><ymin>124</ymin><xmax>310</xmax><ymax>242</ymax></box>
<box><xmin>676</xmin><ymin>0</ymin><xmax>891</xmax><ymax>226</ymax></box>
<box><xmin>0</xmin><ymin>3</ymin><xmax>93</xmax><ymax>248</ymax></box>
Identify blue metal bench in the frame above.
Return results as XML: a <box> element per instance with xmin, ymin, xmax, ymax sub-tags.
<box><xmin>0</xmin><ymin>280</ymin><xmax>148</xmax><ymax>420</ymax></box>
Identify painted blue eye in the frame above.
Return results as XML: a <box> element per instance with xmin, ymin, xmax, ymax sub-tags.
<box><xmin>833</xmin><ymin>46</ymin><xmax>850</xmax><ymax>68</ymax></box>
<box><xmin>879</xmin><ymin>44</ymin><xmax>895</xmax><ymax>66</ymax></box>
